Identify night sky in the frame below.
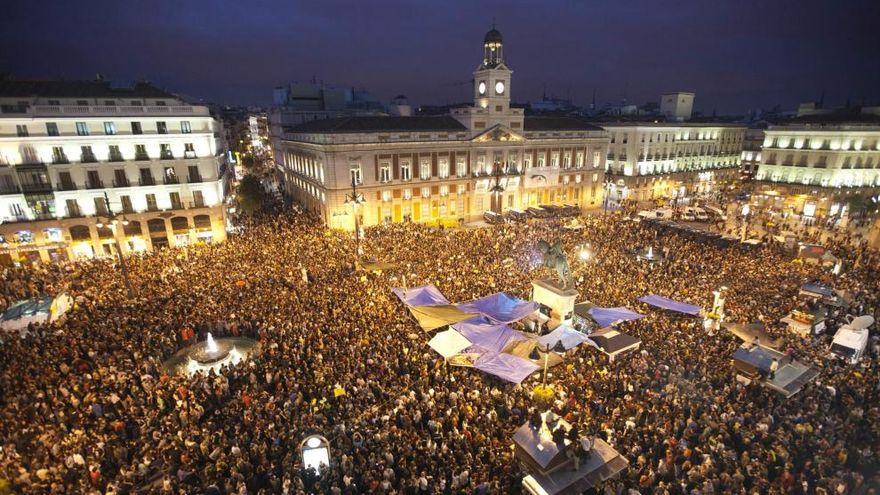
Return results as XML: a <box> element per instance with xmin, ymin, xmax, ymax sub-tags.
<box><xmin>3</xmin><ymin>0</ymin><xmax>878</xmax><ymax>114</ymax></box>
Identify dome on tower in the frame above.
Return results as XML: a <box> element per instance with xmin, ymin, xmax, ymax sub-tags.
<box><xmin>484</xmin><ymin>27</ymin><xmax>503</xmax><ymax>44</ymax></box>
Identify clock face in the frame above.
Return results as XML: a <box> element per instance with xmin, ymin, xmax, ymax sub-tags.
<box><xmin>495</xmin><ymin>81</ymin><xmax>505</xmax><ymax>95</ymax></box>
<box><xmin>478</xmin><ymin>81</ymin><xmax>486</xmax><ymax>95</ymax></box>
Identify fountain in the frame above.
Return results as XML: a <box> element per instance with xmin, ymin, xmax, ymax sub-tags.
<box><xmin>647</xmin><ymin>246</ymin><xmax>654</xmax><ymax>259</ymax></box>
<box><xmin>162</xmin><ymin>332</ymin><xmax>259</xmax><ymax>376</ymax></box>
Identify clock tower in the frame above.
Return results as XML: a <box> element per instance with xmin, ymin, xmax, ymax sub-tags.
<box><xmin>473</xmin><ymin>26</ymin><xmax>512</xmax><ymax>112</ymax></box>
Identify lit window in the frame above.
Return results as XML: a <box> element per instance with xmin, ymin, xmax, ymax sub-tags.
<box><xmin>381</xmin><ymin>190</ymin><xmax>392</xmax><ymax>202</ymax></box>
<box><xmin>403</xmin><ymin>188</ymin><xmax>412</xmax><ymax>200</ymax></box>
<box><xmin>421</xmin><ymin>186</ymin><xmax>430</xmax><ymax>198</ymax></box>
<box><xmin>440</xmin><ymin>185</ymin><xmax>449</xmax><ymax>196</ymax></box>
<box><xmin>420</xmin><ymin>158</ymin><xmax>430</xmax><ymax>179</ymax></box>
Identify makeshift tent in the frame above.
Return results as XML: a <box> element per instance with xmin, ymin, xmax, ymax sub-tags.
<box><xmin>453</xmin><ymin>316</ymin><xmax>527</xmax><ymax>353</ymax></box>
<box><xmin>638</xmin><ymin>295</ymin><xmax>701</xmax><ymax>316</ymax></box>
<box><xmin>537</xmin><ymin>324</ymin><xmax>589</xmax><ymax>351</ymax></box>
<box><xmin>392</xmin><ymin>285</ymin><xmax>450</xmax><ymax>307</ymax></box>
<box><xmin>588</xmin><ymin>329</ymin><xmax>641</xmax><ymax>358</ymax></box>
<box><xmin>503</xmin><ymin>338</ymin><xmax>566</xmax><ymax>368</ymax></box>
<box><xmin>427</xmin><ymin>329</ymin><xmax>473</xmax><ymax>359</ymax></box>
<box><xmin>587</xmin><ymin>307</ymin><xmax>645</xmax><ymax>328</ymax></box>
<box><xmin>474</xmin><ymin>351</ymin><xmax>540</xmax><ymax>384</ymax></box>
<box><xmin>457</xmin><ymin>292</ymin><xmax>539</xmax><ymax>324</ymax></box>
<box><xmin>406</xmin><ymin>304</ymin><xmax>478</xmax><ymax>332</ymax></box>
<box><xmin>721</xmin><ymin>322</ymin><xmax>781</xmax><ymax>349</ymax></box>
<box><xmin>800</xmin><ymin>282</ymin><xmax>835</xmax><ymax>299</ymax></box>
<box><xmin>0</xmin><ymin>293</ymin><xmax>73</xmax><ymax>332</ymax></box>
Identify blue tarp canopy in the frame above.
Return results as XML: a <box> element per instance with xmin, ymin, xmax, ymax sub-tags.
<box><xmin>587</xmin><ymin>307</ymin><xmax>645</xmax><ymax>328</ymax></box>
<box><xmin>453</xmin><ymin>316</ymin><xmax>527</xmax><ymax>353</ymax></box>
<box><xmin>638</xmin><ymin>294</ymin><xmax>701</xmax><ymax>316</ymax></box>
<box><xmin>392</xmin><ymin>285</ymin><xmax>450</xmax><ymax>307</ymax></box>
<box><xmin>800</xmin><ymin>282</ymin><xmax>835</xmax><ymax>298</ymax></box>
<box><xmin>536</xmin><ymin>324</ymin><xmax>590</xmax><ymax>351</ymax></box>
<box><xmin>457</xmin><ymin>292</ymin><xmax>539</xmax><ymax>324</ymax></box>
<box><xmin>0</xmin><ymin>296</ymin><xmax>53</xmax><ymax>322</ymax></box>
<box><xmin>474</xmin><ymin>351</ymin><xmax>540</xmax><ymax>384</ymax></box>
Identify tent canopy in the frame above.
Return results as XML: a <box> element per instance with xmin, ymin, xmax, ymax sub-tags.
<box><xmin>721</xmin><ymin>322</ymin><xmax>781</xmax><ymax>349</ymax></box>
<box><xmin>587</xmin><ymin>307</ymin><xmax>645</xmax><ymax>328</ymax></box>
<box><xmin>0</xmin><ymin>295</ymin><xmax>68</xmax><ymax>332</ymax></box>
<box><xmin>428</xmin><ymin>329</ymin><xmax>472</xmax><ymax>359</ymax></box>
<box><xmin>457</xmin><ymin>292</ymin><xmax>539</xmax><ymax>324</ymax></box>
<box><xmin>800</xmin><ymin>282</ymin><xmax>835</xmax><ymax>298</ymax></box>
<box><xmin>537</xmin><ymin>324</ymin><xmax>589</xmax><ymax>351</ymax></box>
<box><xmin>407</xmin><ymin>304</ymin><xmax>479</xmax><ymax>332</ymax></box>
<box><xmin>474</xmin><ymin>351</ymin><xmax>540</xmax><ymax>384</ymax></box>
<box><xmin>453</xmin><ymin>316</ymin><xmax>527</xmax><ymax>353</ymax></box>
<box><xmin>392</xmin><ymin>285</ymin><xmax>450</xmax><ymax>307</ymax></box>
<box><xmin>638</xmin><ymin>294</ymin><xmax>701</xmax><ymax>316</ymax></box>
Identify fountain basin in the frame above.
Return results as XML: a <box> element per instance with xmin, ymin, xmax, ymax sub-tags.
<box><xmin>162</xmin><ymin>336</ymin><xmax>259</xmax><ymax>376</ymax></box>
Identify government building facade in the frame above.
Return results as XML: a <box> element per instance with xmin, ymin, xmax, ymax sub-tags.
<box><xmin>272</xmin><ymin>28</ymin><xmax>609</xmax><ymax>230</ymax></box>
<box><xmin>0</xmin><ymin>80</ymin><xmax>228</xmax><ymax>265</ymax></box>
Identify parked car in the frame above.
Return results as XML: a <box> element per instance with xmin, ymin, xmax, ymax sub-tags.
<box><xmin>507</xmin><ymin>209</ymin><xmax>528</xmax><ymax>221</ymax></box>
<box><xmin>483</xmin><ymin>211</ymin><xmax>504</xmax><ymax>224</ymax></box>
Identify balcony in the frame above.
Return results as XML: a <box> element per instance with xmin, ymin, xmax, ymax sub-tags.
<box><xmin>164</xmin><ymin>176</ymin><xmax>180</xmax><ymax>185</ymax></box>
<box><xmin>86</xmin><ymin>179</ymin><xmax>105</xmax><ymax>190</ymax></box>
<box><xmin>64</xmin><ymin>206</ymin><xmax>84</xmax><ymax>218</ymax></box>
<box><xmin>20</xmin><ymin>182</ymin><xmax>53</xmax><ymax>193</ymax></box>
<box><xmin>81</xmin><ymin>154</ymin><xmax>98</xmax><ymax>163</ymax></box>
<box><xmin>187</xmin><ymin>174</ymin><xmax>203</xmax><ymax>183</ymax></box>
<box><xmin>108</xmin><ymin>153</ymin><xmax>125</xmax><ymax>162</ymax></box>
<box><xmin>134</xmin><ymin>153</ymin><xmax>150</xmax><ymax>162</ymax></box>
<box><xmin>184</xmin><ymin>151</ymin><xmax>197</xmax><ymax>159</ymax></box>
<box><xmin>57</xmin><ymin>182</ymin><xmax>78</xmax><ymax>191</ymax></box>
<box><xmin>112</xmin><ymin>179</ymin><xmax>131</xmax><ymax>188</ymax></box>
<box><xmin>52</xmin><ymin>156</ymin><xmax>70</xmax><ymax>165</ymax></box>
<box><xmin>0</xmin><ymin>184</ymin><xmax>21</xmax><ymax>195</ymax></box>
<box><xmin>16</xmin><ymin>104</ymin><xmax>210</xmax><ymax>117</ymax></box>
<box><xmin>139</xmin><ymin>177</ymin><xmax>156</xmax><ymax>186</ymax></box>
<box><xmin>160</xmin><ymin>152</ymin><xmax>174</xmax><ymax>160</ymax></box>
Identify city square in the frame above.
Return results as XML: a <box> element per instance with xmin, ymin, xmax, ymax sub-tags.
<box><xmin>1</xmin><ymin>2</ymin><xmax>879</xmax><ymax>494</ymax></box>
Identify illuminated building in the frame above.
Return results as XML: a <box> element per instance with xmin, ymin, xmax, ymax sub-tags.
<box><xmin>602</xmin><ymin>122</ymin><xmax>745</xmax><ymax>204</ymax></box>
<box><xmin>753</xmin><ymin>116</ymin><xmax>880</xmax><ymax>217</ymax></box>
<box><xmin>272</xmin><ymin>27</ymin><xmax>608</xmax><ymax>229</ymax></box>
<box><xmin>0</xmin><ymin>79</ymin><xmax>228</xmax><ymax>265</ymax></box>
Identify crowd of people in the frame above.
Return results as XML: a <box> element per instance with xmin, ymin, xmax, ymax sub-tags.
<box><xmin>1</xmin><ymin>204</ymin><xmax>878</xmax><ymax>494</ymax></box>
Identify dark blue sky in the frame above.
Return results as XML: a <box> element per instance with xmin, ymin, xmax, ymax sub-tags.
<box><xmin>2</xmin><ymin>0</ymin><xmax>878</xmax><ymax>114</ymax></box>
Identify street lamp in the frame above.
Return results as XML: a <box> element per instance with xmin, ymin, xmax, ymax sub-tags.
<box><xmin>740</xmin><ymin>203</ymin><xmax>751</xmax><ymax>242</ymax></box>
<box><xmin>578</xmin><ymin>244</ymin><xmax>592</xmax><ymax>261</ymax></box>
<box><xmin>345</xmin><ymin>175</ymin><xmax>366</xmax><ymax>265</ymax></box>
<box><xmin>530</xmin><ymin>339</ymin><xmax>567</xmax><ymax>388</ymax></box>
<box><xmin>490</xmin><ymin>161</ymin><xmax>505</xmax><ymax>214</ymax></box>
<box><xmin>95</xmin><ymin>192</ymin><xmax>134</xmax><ymax>298</ymax></box>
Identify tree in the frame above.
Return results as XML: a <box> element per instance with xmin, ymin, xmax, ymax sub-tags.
<box><xmin>237</xmin><ymin>175</ymin><xmax>266</xmax><ymax>215</ymax></box>
<box><xmin>846</xmin><ymin>194</ymin><xmax>870</xmax><ymax>218</ymax></box>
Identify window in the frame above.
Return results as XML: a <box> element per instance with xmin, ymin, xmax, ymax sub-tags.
<box><xmin>420</xmin><ymin>158</ymin><xmax>430</xmax><ymax>179</ymax></box>
<box><xmin>440</xmin><ymin>185</ymin><xmax>449</xmax><ymax>197</ymax></box>
<box><xmin>381</xmin><ymin>190</ymin><xmax>392</xmax><ymax>202</ymax></box>
<box><xmin>65</xmin><ymin>199</ymin><xmax>80</xmax><ymax>217</ymax></box>
<box><xmin>181</xmin><ymin>121</ymin><xmax>192</xmax><ymax>133</ymax></box>
<box><xmin>135</xmin><ymin>144</ymin><xmax>148</xmax><ymax>161</ymax></box>
<box><xmin>184</xmin><ymin>143</ymin><xmax>196</xmax><ymax>158</ymax></box>
<box><xmin>76</xmin><ymin>100</ymin><xmax>88</xmax><ymax>106</ymax></box>
<box><xmin>48</xmin><ymin>100</ymin><xmax>60</xmax><ymax>105</ymax></box>
<box><xmin>524</xmin><ymin>154</ymin><xmax>532</xmax><ymax>169</ymax></box>
<box><xmin>536</xmin><ymin>153</ymin><xmax>545</xmax><ymax>167</ymax></box>
<box><xmin>16</xmin><ymin>125</ymin><xmax>28</xmax><ymax>137</ymax></box>
<box><xmin>187</xmin><ymin>165</ymin><xmax>201</xmax><ymax>182</ymax></box>
<box><xmin>131</xmin><ymin>122</ymin><xmax>142</xmax><ymax>135</ymax></box>
<box><xmin>114</xmin><ymin>169</ymin><xmax>129</xmax><ymax>187</ymax></box>
<box><xmin>131</xmin><ymin>100</ymin><xmax>142</xmax><ymax>106</ymax></box>
<box><xmin>400</xmin><ymin>160</ymin><xmax>412</xmax><ymax>181</ymax></box>
<box><xmin>58</xmin><ymin>171</ymin><xmax>75</xmax><ymax>190</ymax></box>
<box><xmin>94</xmin><ymin>197</ymin><xmax>108</xmax><ymax>216</ymax></box>
<box><xmin>576</xmin><ymin>152</ymin><xmax>584</xmax><ymax>167</ymax></box>
<box><xmin>349</xmin><ymin>164</ymin><xmax>362</xmax><ymax>185</ymax></box>
<box><xmin>120</xmin><ymin>195</ymin><xmax>133</xmax><ymax>213</ymax></box>
<box><xmin>81</xmin><ymin>146</ymin><xmax>96</xmax><ymax>163</ymax></box>
<box><xmin>169</xmin><ymin>192</ymin><xmax>182</xmax><ymax>209</ymax></box>
<box><xmin>456</xmin><ymin>156</ymin><xmax>466</xmax><ymax>177</ymax></box>
<box><xmin>421</xmin><ymin>186</ymin><xmax>430</xmax><ymax>198</ymax></box>
<box><xmin>145</xmin><ymin>194</ymin><xmax>158</xmax><ymax>211</ymax></box>
<box><xmin>192</xmin><ymin>190</ymin><xmax>205</xmax><ymax>207</ymax></box>
<box><xmin>52</xmin><ymin>146</ymin><xmax>68</xmax><ymax>164</ymax></box>
<box><xmin>476</xmin><ymin>155</ymin><xmax>486</xmax><ymax>174</ymax></box>
<box><xmin>457</xmin><ymin>184</ymin><xmax>466</xmax><ymax>194</ymax></box>
<box><xmin>593</xmin><ymin>151</ymin><xmax>601</xmax><ymax>168</ymax></box>
<box><xmin>104</xmin><ymin>100</ymin><xmax>115</xmax><ymax>106</ymax></box>
<box><xmin>160</xmin><ymin>144</ymin><xmax>173</xmax><ymax>159</ymax></box>
<box><xmin>562</xmin><ymin>152</ymin><xmax>571</xmax><ymax>168</ymax></box>
<box><xmin>403</xmin><ymin>188</ymin><xmax>412</xmax><ymax>200</ymax></box>
<box><xmin>46</xmin><ymin>123</ymin><xmax>59</xmax><ymax>136</ymax></box>
<box><xmin>140</xmin><ymin>167</ymin><xmax>155</xmax><ymax>185</ymax></box>
<box><xmin>156</xmin><ymin>121</ymin><xmax>167</xmax><ymax>134</ymax></box>
<box><xmin>108</xmin><ymin>145</ymin><xmax>123</xmax><ymax>162</ymax></box>
<box><xmin>76</xmin><ymin>122</ymin><xmax>89</xmax><ymax>136</ymax></box>
<box><xmin>104</xmin><ymin>122</ymin><xmax>117</xmax><ymax>135</ymax></box>
<box><xmin>438</xmin><ymin>157</ymin><xmax>449</xmax><ymax>178</ymax></box>
<box><xmin>380</xmin><ymin>163</ymin><xmax>391</xmax><ymax>183</ymax></box>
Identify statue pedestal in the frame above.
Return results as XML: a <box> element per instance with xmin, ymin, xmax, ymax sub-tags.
<box><xmin>532</xmin><ymin>279</ymin><xmax>578</xmax><ymax>327</ymax></box>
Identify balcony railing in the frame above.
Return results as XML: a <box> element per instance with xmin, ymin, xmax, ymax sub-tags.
<box><xmin>86</xmin><ymin>179</ymin><xmax>104</xmax><ymax>189</ymax></box>
<box><xmin>113</xmin><ymin>179</ymin><xmax>130</xmax><ymax>188</ymax></box>
<box><xmin>58</xmin><ymin>182</ymin><xmax>78</xmax><ymax>191</ymax></box>
<box><xmin>81</xmin><ymin>154</ymin><xmax>98</xmax><ymax>163</ymax></box>
<box><xmin>52</xmin><ymin>156</ymin><xmax>70</xmax><ymax>165</ymax></box>
<box><xmin>12</xmin><ymin>104</ymin><xmax>210</xmax><ymax>117</ymax></box>
<box><xmin>187</xmin><ymin>175</ymin><xmax>203</xmax><ymax>183</ymax></box>
<box><xmin>108</xmin><ymin>153</ymin><xmax>125</xmax><ymax>162</ymax></box>
<box><xmin>134</xmin><ymin>153</ymin><xmax>150</xmax><ymax>161</ymax></box>
<box><xmin>64</xmin><ymin>206</ymin><xmax>83</xmax><ymax>218</ymax></box>
<box><xmin>160</xmin><ymin>152</ymin><xmax>174</xmax><ymax>160</ymax></box>
<box><xmin>164</xmin><ymin>176</ymin><xmax>180</xmax><ymax>185</ymax></box>
<box><xmin>139</xmin><ymin>177</ymin><xmax>156</xmax><ymax>186</ymax></box>
<box><xmin>0</xmin><ymin>184</ymin><xmax>21</xmax><ymax>194</ymax></box>
<box><xmin>20</xmin><ymin>182</ymin><xmax>53</xmax><ymax>193</ymax></box>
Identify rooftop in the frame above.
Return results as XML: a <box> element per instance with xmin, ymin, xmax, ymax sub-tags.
<box><xmin>0</xmin><ymin>79</ymin><xmax>176</xmax><ymax>99</ymax></box>
<box><xmin>286</xmin><ymin>115</ymin><xmax>468</xmax><ymax>134</ymax></box>
<box><xmin>522</xmin><ymin>116</ymin><xmax>604</xmax><ymax>132</ymax></box>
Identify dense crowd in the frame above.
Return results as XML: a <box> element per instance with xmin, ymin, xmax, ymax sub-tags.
<box><xmin>1</xmin><ymin>205</ymin><xmax>878</xmax><ymax>494</ymax></box>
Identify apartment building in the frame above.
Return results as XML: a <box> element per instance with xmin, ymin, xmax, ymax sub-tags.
<box><xmin>0</xmin><ymin>79</ymin><xmax>228</xmax><ymax>265</ymax></box>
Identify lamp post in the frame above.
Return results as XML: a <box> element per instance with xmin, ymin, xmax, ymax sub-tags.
<box><xmin>95</xmin><ymin>191</ymin><xmax>134</xmax><ymax>298</ymax></box>
<box><xmin>490</xmin><ymin>161</ymin><xmax>505</xmax><ymax>214</ymax></box>
<box><xmin>345</xmin><ymin>175</ymin><xmax>366</xmax><ymax>265</ymax></box>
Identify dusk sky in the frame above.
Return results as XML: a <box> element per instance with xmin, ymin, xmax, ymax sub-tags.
<box><xmin>3</xmin><ymin>0</ymin><xmax>878</xmax><ymax>114</ymax></box>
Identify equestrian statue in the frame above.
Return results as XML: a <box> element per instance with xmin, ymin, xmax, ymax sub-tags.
<box><xmin>537</xmin><ymin>240</ymin><xmax>572</xmax><ymax>288</ymax></box>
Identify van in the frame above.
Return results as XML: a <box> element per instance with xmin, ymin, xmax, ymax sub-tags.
<box><xmin>830</xmin><ymin>315</ymin><xmax>874</xmax><ymax>364</ymax></box>
<box><xmin>693</xmin><ymin>207</ymin><xmax>709</xmax><ymax>221</ymax></box>
<box><xmin>681</xmin><ymin>208</ymin><xmax>696</xmax><ymax>221</ymax></box>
